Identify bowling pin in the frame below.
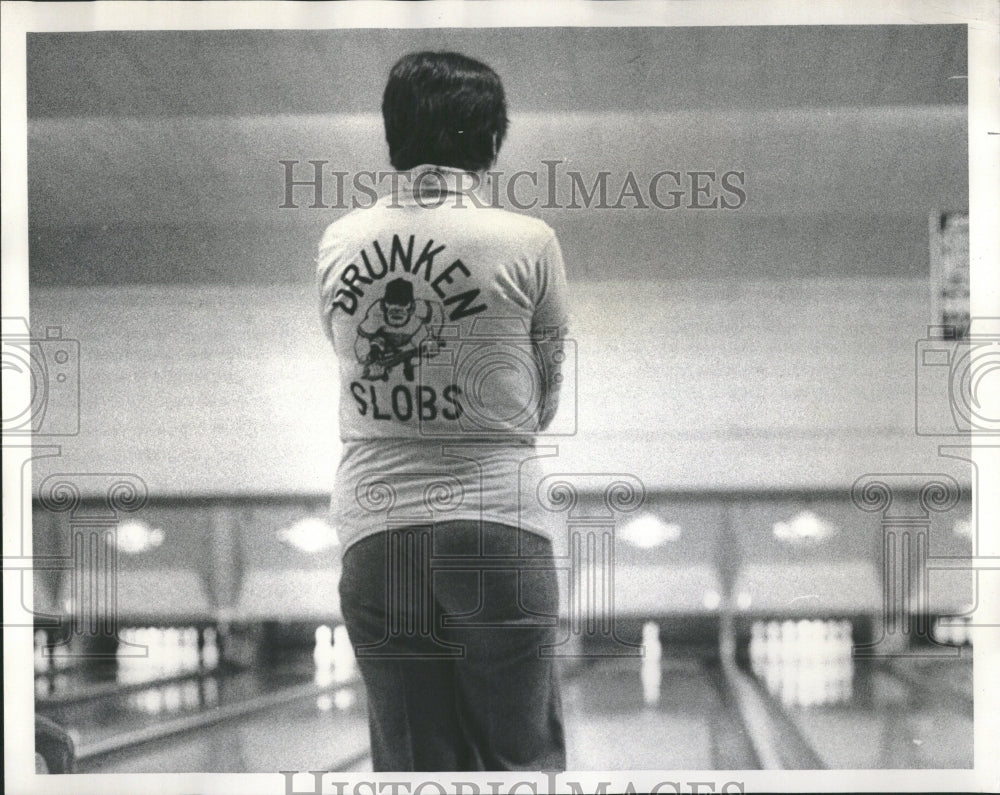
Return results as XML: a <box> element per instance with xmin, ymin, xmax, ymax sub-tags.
<box><xmin>313</xmin><ymin>625</ymin><xmax>335</xmax><ymax>688</ymax></box>
<box><xmin>201</xmin><ymin>627</ymin><xmax>220</xmax><ymax>670</ymax></box>
<box><xmin>334</xmin><ymin>688</ymin><xmax>357</xmax><ymax>711</ymax></box>
<box><xmin>162</xmin><ymin>683</ymin><xmax>180</xmax><ymax>712</ymax></box>
<box><xmin>779</xmin><ymin>620</ymin><xmax>799</xmax><ymax>706</ymax></box>
<box><xmin>132</xmin><ymin>627</ymin><xmax>148</xmax><ymax>681</ymax></box>
<box><xmin>181</xmin><ymin>680</ymin><xmax>200</xmax><ymax>709</ymax></box>
<box><xmin>116</xmin><ymin>628</ymin><xmax>131</xmax><ymax>684</ymax></box>
<box><xmin>185</xmin><ymin>627</ymin><xmax>197</xmax><ymax>671</ymax></box>
<box><xmin>314</xmin><ymin>625</ymin><xmax>335</xmax><ymax>670</ymax></box>
<box><xmin>132</xmin><ymin>627</ymin><xmax>148</xmax><ymax>682</ymax></box>
<box><xmin>763</xmin><ymin>622</ymin><xmax>781</xmax><ymax>694</ymax></box>
<box><xmin>175</xmin><ymin>627</ymin><xmax>190</xmax><ymax>673</ymax></box>
<box><xmin>167</xmin><ymin>627</ymin><xmax>184</xmax><ymax>674</ymax></box>
<box><xmin>166</xmin><ymin>626</ymin><xmax>179</xmax><ymax>674</ymax></box>
<box><xmin>805</xmin><ymin>620</ymin><xmax>823</xmax><ymax>707</ymax></box>
<box><xmin>187</xmin><ymin>627</ymin><xmax>198</xmax><ymax>671</ymax></box>
<box><xmin>947</xmin><ymin>617</ymin><xmax>958</xmax><ymax>645</ymax></box>
<box><xmin>146</xmin><ymin>627</ymin><xmax>160</xmax><ymax>679</ymax></box>
<box><xmin>316</xmin><ymin>693</ymin><xmax>334</xmax><ymax>712</ymax></box>
<box><xmin>180</xmin><ymin>627</ymin><xmax>198</xmax><ymax>673</ymax></box>
<box><xmin>51</xmin><ymin>635</ymin><xmax>71</xmax><ymax>671</ymax></box>
<box><xmin>947</xmin><ymin>617</ymin><xmax>960</xmax><ymax>645</ymax></box>
<box><xmin>34</xmin><ymin>629</ymin><xmax>49</xmax><ymax>674</ymax></box>
<box><xmin>791</xmin><ymin>621</ymin><xmax>806</xmax><ymax>707</ymax></box>
<box><xmin>797</xmin><ymin>620</ymin><xmax>816</xmax><ymax>707</ymax></box>
<box><xmin>150</xmin><ymin>686</ymin><xmax>165</xmax><ymax>715</ymax></box>
<box><xmin>202</xmin><ymin>676</ymin><xmax>219</xmax><ymax>707</ymax></box>
<box><xmin>154</xmin><ymin>627</ymin><xmax>169</xmax><ymax>676</ymax></box>
<box><xmin>933</xmin><ymin>617</ymin><xmax>948</xmax><ymax>645</ymax></box>
<box><xmin>838</xmin><ymin>621</ymin><xmax>853</xmax><ymax>701</ymax></box>
<box><xmin>794</xmin><ymin>620</ymin><xmax>812</xmax><ymax>707</ymax></box>
<box><xmin>952</xmin><ymin>616</ymin><xmax>964</xmax><ymax>645</ymax></box>
<box><xmin>640</xmin><ymin>621</ymin><xmax>662</xmax><ymax>706</ymax></box>
<box><xmin>332</xmin><ymin>624</ymin><xmax>357</xmax><ymax>684</ymax></box>
<box><xmin>814</xmin><ymin>621</ymin><xmax>827</xmax><ymax>706</ymax></box>
<box><xmin>821</xmin><ymin>620</ymin><xmax>838</xmax><ymax>705</ymax></box>
<box><xmin>156</xmin><ymin>627</ymin><xmax>169</xmax><ymax>674</ymax></box>
<box><xmin>749</xmin><ymin>622</ymin><xmax>764</xmax><ymax>676</ymax></box>
<box><xmin>840</xmin><ymin>656</ymin><xmax>854</xmax><ymax>702</ymax></box>
<box><xmin>171</xmin><ymin>627</ymin><xmax>185</xmax><ymax>673</ymax></box>
<box><xmin>137</xmin><ymin>627</ymin><xmax>150</xmax><ymax>677</ymax></box>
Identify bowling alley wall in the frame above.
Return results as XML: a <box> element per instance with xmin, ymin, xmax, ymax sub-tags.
<box><xmin>24</xmin><ymin>28</ymin><xmax>973</xmax><ymax>627</ymax></box>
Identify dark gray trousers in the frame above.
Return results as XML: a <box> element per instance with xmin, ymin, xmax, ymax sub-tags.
<box><xmin>339</xmin><ymin>520</ymin><xmax>566</xmax><ymax>772</ymax></box>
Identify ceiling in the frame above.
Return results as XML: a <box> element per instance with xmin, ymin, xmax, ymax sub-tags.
<box><xmin>24</xmin><ymin>25</ymin><xmax>968</xmax><ymax>285</ymax></box>
<box><xmin>27</xmin><ymin>26</ymin><xmax>967</xmax><ymax>117</ymax></box>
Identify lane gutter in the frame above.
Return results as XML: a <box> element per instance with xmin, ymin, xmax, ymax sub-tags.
<box><xmin>717</xmin><ymin>617</ymin><xmax>825</xmax><ymax>770</ymax></box>
<box><xmin>74</xmin><ymin>678</ymin><xmax>341</xmax><ymax>763</ymax></box>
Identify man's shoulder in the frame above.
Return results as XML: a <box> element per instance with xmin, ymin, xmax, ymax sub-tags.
<box><xmin>318</xmin><ymin>205</ymin><xmax>380</xmax><ymax>248</ymax></box>
<box><xmin>318</xmin><ymin>201</ymin><xmax>557</xmax><ymax>258</ymax></box>
<box><xmin>479</xmin><ymin>205</ymin><xmax>553</xmax><ymax>236</ymax></box>
<box><xmin>466</xmin><ymin>206</ymin><xmax>556</xmax><ymax>252</ymax></box>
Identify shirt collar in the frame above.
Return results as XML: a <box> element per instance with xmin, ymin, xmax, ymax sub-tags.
<box><xmin>396</xmin><ymin>164</ymin><xmax>487</xmax><ymax>202</ymax></box>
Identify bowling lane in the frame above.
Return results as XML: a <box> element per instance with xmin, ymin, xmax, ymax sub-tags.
<box><xmin>748</xmin><ymin>648</ymin><xmax>973</xmax><ymax>768</ymax></box>
<box><xmin>562</xmin><ymin>654</ymin><xmax>759</xmax><ymax>770</ymax></box>
<box><xmin>35</xmin><ymin>659</ymin><xmax>221</xmax><ymax>705</ymax></box>
<box><xmin>79</xmin><ymin>647</ymin><xmax>756</xmax><ymax>773</ymax></box>
<box><xmin>39</xmin><ymin>658</ymin><xmax>318</xmax><ymax>754</ymax></box>
<box><xmin>75</xmin><ymin>677</ymin><xmax>369</xmax><ymax>773</ymax></box>
<box><xmin>34</xmin><ymin>624</ymin><xmax>225</xmax><ymax>703</ymax></box>
<box><xmin>888</xmin><ymin>654</ymin><xmax>973</xmax><ymax>708</ymax></box>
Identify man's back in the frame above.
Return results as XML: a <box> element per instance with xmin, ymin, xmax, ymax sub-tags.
<box><xmin>317</xmin><ymin>164</ymin><xmax>569</xmax><ymax>551</ymax></box>
<box><xmin>318</xmin><ymin>165</ymin><xmax>567</xmax><ymax>440</ymax></box>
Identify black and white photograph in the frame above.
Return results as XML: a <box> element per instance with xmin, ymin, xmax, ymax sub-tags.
<box><xmin>2</xmin><ymin>2</ymin><xmax>998</xmax><ymax>794</ymax></box>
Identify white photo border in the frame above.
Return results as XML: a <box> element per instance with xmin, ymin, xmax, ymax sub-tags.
<box><xmin>3</xmin><ymin>2</ymin><xmax>998</xmax><ymax>794</ymax></box>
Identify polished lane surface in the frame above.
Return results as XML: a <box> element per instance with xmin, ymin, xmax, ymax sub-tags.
<box><xmin>47</xmin><ymin>632</ymin><xmax>975</xmax><ymax>773</ymax></box>
<box><xmin>40</xmin><ymin>661</ymin><xmax>319</xmax><ymax>753</ymax></box>
<box><xmin>74</xmin><ymin>652</ymin><xmax>753</xmax><ymax>773</ymax></box>
<box><xmin>777</xmin><ymin>656</ymin><xmax>974</xmax><ymax>768</ymax></box>
<box><xmin>75</xmin><ymin>675</ymin><xmax>369</xmax><ymax>774</ymax></box>
<box><xmin>562</xmin><ymin>655</ymin><xmax>757</xmax><ymax>770</ymax></box>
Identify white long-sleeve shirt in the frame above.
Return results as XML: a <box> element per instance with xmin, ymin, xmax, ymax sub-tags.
<box><xmin>317</xmin><ymin>165</ymin><xmax>570</xmax><ymax>552</ymax></box>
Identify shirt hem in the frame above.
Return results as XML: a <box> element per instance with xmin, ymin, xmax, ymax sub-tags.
<box><xmin>337</xmin><ymin>511</ymin><xmax>555</xmax><ymax>557</ymax></box>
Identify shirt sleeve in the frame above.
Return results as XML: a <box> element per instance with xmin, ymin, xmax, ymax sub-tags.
<box><xmin>316</xmin><ymin>227</ymin><xmax>341</xmax><ymax>343</ymax></box>
<box><xmin>531</xmin><ymin>232</ymin><xmax>570</xmax><ymax>432</ymax></box>
<box><xmin>531</xmin><ymin>233</ymin><xmax>570</xmax><ymax>339</ymax></box>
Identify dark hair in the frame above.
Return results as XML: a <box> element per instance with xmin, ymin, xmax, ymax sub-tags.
<box><xmin>382</xmin><ymin>51</ymin><xmax>508</xmax><ymax>172</ymax></box>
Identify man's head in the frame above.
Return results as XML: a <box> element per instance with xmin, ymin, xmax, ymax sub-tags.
<box><xmin>382</xmin><ymin>278</ymin><xmax>416</xmax><ymax>327</ymax></box>
<box><xmin>382</xmin><ymin>51</ymin><xmax>508</xmax><ymax>173</ymax></box>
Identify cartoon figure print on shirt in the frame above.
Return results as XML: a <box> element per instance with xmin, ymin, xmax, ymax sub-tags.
<box><xmin>324</xmin><ymin>234</ymin><xmax>497</xmax><ymax>424</ymax></box>
<box><xmin>355</xmin><ymin>277</ymin><xmax>445</xmax><ymax>382</ymax></box>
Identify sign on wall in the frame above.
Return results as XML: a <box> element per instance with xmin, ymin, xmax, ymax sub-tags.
<box><xmin>929</xmin><ymin>210</ymin><xmax>970</xmax><ymax>340</ymax></box>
